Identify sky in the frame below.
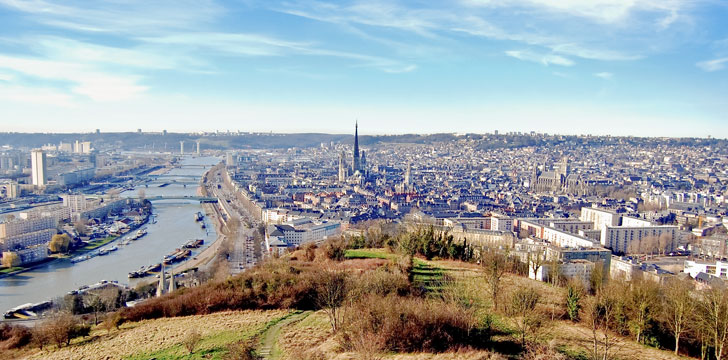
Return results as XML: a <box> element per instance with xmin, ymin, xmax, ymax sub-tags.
<box><xmin>0</xmin><ymin>0</ymin><xmax>727</xmax><ymax>137</ymax></box>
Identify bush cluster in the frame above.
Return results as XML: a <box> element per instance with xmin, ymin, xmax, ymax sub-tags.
<box><xmin>122</xmin><ymin>260</ymin><xmax>321</xmax><ymax>322</ymax></box>
<box><xmin>339</xmin><ymin>294</ymin><xmax>484</xmax><ymax>353</ymax></box>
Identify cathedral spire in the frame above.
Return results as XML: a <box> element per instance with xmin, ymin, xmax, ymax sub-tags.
<box><xmin>353</xmin><ymin>121</ymin><xmax>360</xmax><ymax>172</ymax></box>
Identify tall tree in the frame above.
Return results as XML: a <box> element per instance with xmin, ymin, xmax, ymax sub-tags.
<box><xmin>698</xmin><ymin>286</ymin><xmax>728</xmax><ymax>360</ymax></box>
<box><xmin>626</xmin><ymin>279</ymin><xmax>660</xmax><ymax>344</ymax></box>
<box><xmin>661</xmin><ymin>278</ymin><xmax>694</xmax><ymax>355</ymax></box>
<box><xmin>482</xmin><ymin>247</ymin><xmax>507</xmax><ymax>311</ymax></box>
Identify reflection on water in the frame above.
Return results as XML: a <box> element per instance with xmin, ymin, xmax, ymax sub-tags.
<box><xmin>0</xmin><ymin>156</ymin><xmax>220</xmax><ymax>311</ymax></box>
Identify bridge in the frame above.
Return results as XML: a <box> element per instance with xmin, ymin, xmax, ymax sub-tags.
<box><xmin>127</xmin><ymin>195</ymin><xmax>218</xmax><ymax>203</ymax></box>
<box><xmin>172</xmin><ymin>164</ymin><xmax>211</xmax><ymax>169</ymax></box>
<box><xmin>147</xmin><ymin>180</ymin><xmax>201</xmax><ymax>186</ymax></box>
<box><xmin>148</xmin><ymin>174</ymin><xmax>201</xmax><ymax>179</ymax></box>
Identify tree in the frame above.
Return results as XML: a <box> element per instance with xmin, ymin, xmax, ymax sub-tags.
<box><xmin>49</xmin><ymin>234</ymin><xmax>71</xmax><ymax>253</ymax></box>
<box><xmin>508</xmin><ymin>286</ymin><xmax>542</xmax><ymax>345</ymax></box>
<box><xmin>589</xmin><ymin>261</ymin><xmax>606</xmax><ymax>294</ymax></box>
<box><xmin>44</xmin><ymin>312</ymin><xmax>81</xmax><ymax>348</ymax></box>
<box><xmin>482</xmin><ymin>247</ymin><xmax>507</xmax><ymax>311</ymax></box>
<box><xmin>84</xmin><ymin>287</ymin><xmax>121</xmax><ymax>325</ymax></box>
<box><xmin>661</xmin><ymin>278</ymin><xmax>694</xmax><ymax>355</ymax></box>
<box><xmin>583</xmin><ymin>287</ymin><xmax>620</xmax><ymax>360</ymax></box>
<box><xmin>73</xmin><ymin>221</ymin><xmax>88</xmax><ymax>236</ymax></box>
<box><xmin>316</xmin><ymin>270</ymin><xmax>349</xmax><ymax>332</ymax></box>
<box><xmin>102</xmin><ymin>312</ymin><xmax>124</xmax><ymax>334</ymax></box>
<box><xmin>528</xmin><ymin>250</ymin><xmax>545</xmax><ymax>280</ymax></box>
<box><xmin>565</xmin><ymin>279</ymin><xmax>584</xmax><ymax>322</ymax></box>
<box><xmin>183</xmin><ymin>329</ymin><xmax>202</xmax><ymax>354</ymax></box>
<box><xmin>1</xmin><ymin>251</ymin><xmax>20</xmax><ymax>268</ymax></box>
<box><xmin>697</xmin><ymin>286</ymin><xmax>728</xmax><ymax>360</ymax></box>
<box><xmin>626</xmin><ymin>279</ymin><xmax>660</xmax><ymax>344</ymax></box>
<box><xmin>31</xmin><ymin>325</ymin><xmax>50</xmax><ymax>350</ymax></box>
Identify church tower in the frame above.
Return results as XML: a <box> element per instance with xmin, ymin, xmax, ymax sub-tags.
<box><xmin>338</xmin><ymin>151</ymin><xmax>347</xmax><ymax>182</ymax></box>
<box><xmin>352</xmin><ymin>121</ymin><xmax>360</xmax><ymax>172</ymax></box>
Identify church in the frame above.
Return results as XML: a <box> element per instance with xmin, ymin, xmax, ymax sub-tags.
<box><xmin>531</xmin><ymin>158</ymin><xmax>588</xmax><ymax>195</ymax></box>
<box><xmin>338</xmin><ymin>122</ymin><xmax>367</xmax><ymax>183</ymax></box>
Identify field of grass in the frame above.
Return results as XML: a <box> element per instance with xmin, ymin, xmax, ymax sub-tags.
<box><xmin>344</xmin><ymin>248</ymin><xmax>394</xmax><ymax>259</ymax></box>
<box><xmin>79</xmin><ymin>236</ymin><xmax>118</xmax><ymax>252</ymax></box>
<box><xmin>24</xmin><ymin>310</ymin><xmax>287</xmax><ymax>360</ymax></box>
<box><xmin>0</xmin><ymin>266</ymin><xmax>23</xmax><ymax>274</ymax></box>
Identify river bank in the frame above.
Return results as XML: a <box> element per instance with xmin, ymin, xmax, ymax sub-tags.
<box><xmin>0</xmin><ymin>156</ymin><xmax>220</xmax><ymax>312</ymax></box>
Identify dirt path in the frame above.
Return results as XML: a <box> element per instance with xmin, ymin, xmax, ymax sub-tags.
<box><xmin>257</xmin><ymin>311</ymin><xmax>312</xmax><ymax>359</ymax></box>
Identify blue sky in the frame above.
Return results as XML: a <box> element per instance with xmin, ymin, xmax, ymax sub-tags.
<box><xmin>0</xmin><ymin>0</ymin><xmax>726</xmax><ymax>137</ymax></box>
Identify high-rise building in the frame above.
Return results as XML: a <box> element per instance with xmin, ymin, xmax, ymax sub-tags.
<box><xmin>196</xmin><ymin>141</ymin><xmax>201</xmax><ymax>155</ymax></box>
<box><xmin>180</xmin><ymin>141</ymin><xmax>184</xmax><ymax>154</ymax></box>
<box><xmin>31</xmin><ymin>150</ymin><xmax>47</xmax><ymax>187</ymax></box>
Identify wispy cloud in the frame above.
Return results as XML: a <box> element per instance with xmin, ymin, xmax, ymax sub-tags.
<box><xmin>505</xmin><ymin>50</ymin><xmax>574</xmax><ymax>66</ymax></box>
<box><xmin>0</xmin><ymin>83</ymin><xmax>75</xmax><ymax>107</ymax></box>
<box><xmin>0</xmin><ymin>55</ymin><xmax>147</xmax><ymax>101</ymax></box>
<box><xmin>0</xmin><ymin>0</ymin><xmax>223</xmax><ymax>34</ymax></box>
<box><xmin>278</xmin><ymin>1</ymin><xmax>646</xmax><ymax>63</ymax></box>
<box><xmin>462</xmin><ymin>0</ymin><xmax>687</xmax><ymax>26</ymax></box>
<box><xmin>594</xmin><ymin>72</ymin><xmax>614</xmax><ymax>79</ymax></box>
<box><xmin>697</xmin><ymin>57</ymin><xmax>728</xmax><ymax>72</ymax></box>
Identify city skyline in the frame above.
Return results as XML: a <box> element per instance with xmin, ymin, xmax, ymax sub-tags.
<box><xmin>0</xmin><ymin>1</ymin><xmax>727</xmax><ymax>137</ymax></box>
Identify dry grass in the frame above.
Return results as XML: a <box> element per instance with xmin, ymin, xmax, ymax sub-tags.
<box><xmin>278</xmin><ymin>311</ymin><xmax>337</xmax><ymax>360</ymax></box>
<box><xmin>22</xmin><ymin>310</ymin><xmax>286</xmax><ymax>360</ymax></box>
<box><xmin>551</xmin><ymin>321</ymin><xmax>683</xmax><ymax>360</ymax></box>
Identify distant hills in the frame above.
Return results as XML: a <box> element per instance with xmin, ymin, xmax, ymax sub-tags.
<box><xmin>0</xmin><ymin>132</ymin><xmax>725</xmax><ymax>151</ymax></box>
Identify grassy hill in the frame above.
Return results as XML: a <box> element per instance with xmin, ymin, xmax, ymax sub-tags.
<box><xmin>3</xmin><ymin>245</ymin><xmax>690</xmax><ymax>360</ymax></box>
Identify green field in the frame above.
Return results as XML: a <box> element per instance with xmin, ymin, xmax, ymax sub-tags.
<box><xmin>0</xmin><ymin>266</ymin><xmax>23</xmax><ymax>274</ymax></box>
<box><xmin>344</xmin><ymin>248</ymin><xmax>394</xmax><ymax>259</ymax></box>
<box><xmin>79</xmin><ymin>236</ymin><xmax>118</xmax><ymax>252</ymax></box>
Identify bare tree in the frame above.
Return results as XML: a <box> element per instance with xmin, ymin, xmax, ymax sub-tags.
<box><xmin>697</xmin><ymin>286</ymin><xmax>728</xmax><ymax>360</ymax></box>
<box><xmin>528</xmin><ymin>250</ymin><xmax>545</xmax><ymax>280</ymax></box>
<box><xmin>626</xmin><ymin>279</ymin><xmax>660</xmax><ymax>344</ymax></box>
<box><xmin>583</xmin><ymin>284</ymin><xmax>621</xmax><ymax>360</ymax></box>
<box><xmin>661</xmin><ymin>278</ymin><xmax>694</xmax><ymax>355</ymax></box>
<box><xmin>482</xmin><ymin>247</ymin><xmax>507</xmax><ymax>311</ymax></box>
<box><xmin>508</xmin><ymin>285</ymin><xmax>542</xmax><ymax>345</ymax></box>
<box><xmin>316</xmin><ymin>269</ymin><xmax>350</xmax><ymax>332</ymax></box>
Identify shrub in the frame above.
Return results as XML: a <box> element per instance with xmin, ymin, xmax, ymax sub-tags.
<box><xmin>339</xmin><ymin>294</ymin><xmax>484</xmax><ymax>353</ymax></box>
<box><xmin>43</xmin><ymin>312</ymin><xmax>85</xmax><ymax>348</ymax></box>
<box><xmin>0</xmin><ymin>323</ymin><xmax>32</xmax><ymax>350</ymax></box>
<box><xmin>183</xmin><ymin>329</ymin><xmax>202</xmax><ymax>354</ymax></box>
<box><xmin>224</xmin><ymin>339</ymin><xmax>260</xmax><ymax>360</ymax></box>
<box><xmin>320</xmin><ymin>238</ymin><xmax>347</xmax><ymax>261</ymax></box>
<box><xmin>121</xmin><ymin>260</ymin><xmax>320</xmax><ymax>322</ymax></box>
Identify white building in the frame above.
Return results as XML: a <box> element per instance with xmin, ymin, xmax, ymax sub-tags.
<box><xmin>62</xmin><ymin>194</ymin><xmax>87</xmax><ymax>213</ymax></box>
<box><xmin>621</xmin><ymin>216</ymin><xmax>654</xmax><ymax>228</ymax></box>
<box><xmin>542</xmin><ymin>227</ymin><xmax>598</xmax><ymax>249</ymax></box>
<box><xmin>58</xmin><ymin>168</ymin><xmax>95</xmax><ymax>187</ymax></box>
<box><xmin>601</xmin><ymin>225</ymin><xmax>677</xmax><ymax>254</ymax></box>
<box><xmin>580</xmin><ymin>207</ymin><xmax>620</xmax><ymax>230</ymax></box>
<box><xmin>0</xmin><ymin>216</ymin><xmax>56</xmax><ymax>238</ymax></box>
<box><xmin>684</xmin><ymin>260</ymin><xmax>728</xmax><ymax>279</ymax></box>
<box><xmin>531</xmin><ymin>259</ymin><xmax>595</xmax><ymax>289</ymax></box>
<box><xmin>74</xmin><ymin>140</ymin><xmax>92</xmax><ymax>154</ymax></box>
<box><xmin>31</xmin><ymin>149</ymin><xmax>47</xmax><ymax>187</ymax></box>
<box><xmin>0</xmin><ymin>181</ymin><xmax>19</xmax><ymax>199</ymax></box>
<box><xmin>490</xmin><ymin>214</ymin><xmax>513</xmax><ymax>232</ymax></box>
<box><xmin>266</xmin><ymin>220</ymin><xmax>341</xmax><ymax>250</ymax></box>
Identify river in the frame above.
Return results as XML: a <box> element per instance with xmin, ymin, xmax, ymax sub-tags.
<box><xmin>0</xmin><ymin>156</ymin><xmax>220</xmax><ymax>312</ymax></box>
